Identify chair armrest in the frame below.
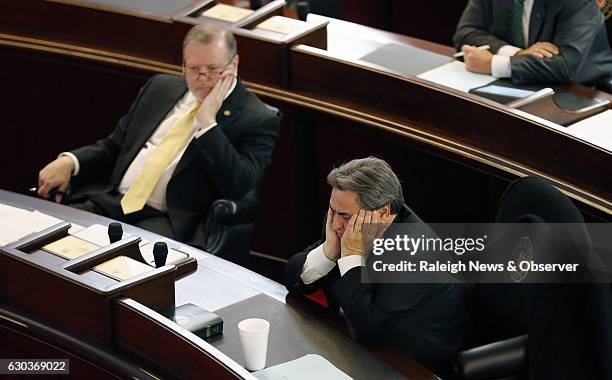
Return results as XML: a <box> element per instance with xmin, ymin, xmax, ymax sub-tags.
<box><xmin>455</xmin><ymin>335</ymin><xmax>527</xmax><ymax>380</ymax></box>
<box><xmin>203</xmin><ymin>191</ymin><xmax>261</xmax><ymax>255</ymax></box>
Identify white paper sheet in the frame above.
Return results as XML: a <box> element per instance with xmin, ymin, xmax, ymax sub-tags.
<box><xmin>417</xmin><ymin>60</ymin><xmax>497</xmax><ymax>93</ymax></box>
<box><xmin>567</xmin><ymin>110</ymin><xmax>612</xmax><ymax>152</ymax></box>
<box><xmin>253</xmin><ymin>354</ymin><xmax>352</xmax><ymax>380</ymax></box>
<box><xmin>0</xmin><ymin>210</ymin><xmax>63</xmax><ymax>244</ymax></box>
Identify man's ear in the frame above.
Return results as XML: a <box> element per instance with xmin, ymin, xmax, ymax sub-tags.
<box><xmin>232</xmin><ymin>54</ymin><xmax>240</xmax><ymax>76</ymax></box>
<box><xmin>377</xmin><ymin>204</ymin><xmax>391</xmax><ymax>218</ymax></box>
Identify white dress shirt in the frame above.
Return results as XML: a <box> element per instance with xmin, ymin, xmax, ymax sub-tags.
<box><xmin>62</xmin><ymin>78</ymin><xmax>237</xmax><ymax>211</ymax></box>
<box><xmin>300</xmin><ymin>243</ymin><xmax>366</xmax><ymax>284</ymax></box>
<box><xmin>491</xmin><ymin>0</ymin><xmax>535</xmax><ymax>78</ymax></box>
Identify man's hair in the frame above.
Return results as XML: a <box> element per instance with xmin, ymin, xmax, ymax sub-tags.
<box><xmin>327</xmin><ymin>157</ymin><xmax>405</xmax><ymax>213</ymax></box>
<box><xmin>183</xmin><ymin>24</ymin><xmax>237</xmax><ymax>60</ymax></box>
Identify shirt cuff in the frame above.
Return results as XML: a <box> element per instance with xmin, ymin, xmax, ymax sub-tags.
<box><xmin>497</xmin><ymin>45</ymin><xmax>521</xmax><ymax>57</ymax></box>
<box><xmin>491</xmin><ymin>55</ymin><xmax>512</xmax><ymax>78</ymax></box>
<box><xmin>59</xmin><ymin>152</ymin><xmax>79</xmax><ymax>176</ymax></box>
<box><xmin>337</xmin><ymin>255</ymin><xmax>365</xmax><ymax>277</ymax></box>
<box><xmin>300</xmin><ymin>244</ymin><xmax>337</xmax><ymax>284</ymax></box>
<box><xmin>195</xmin><ymin>123</ymin><xmax>217</xmax><ymax>139</ymax></box>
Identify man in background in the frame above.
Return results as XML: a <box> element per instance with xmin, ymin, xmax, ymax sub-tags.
<box><xmin>37</xmin><ymin>24</ymin><xmax>280</xmax><ymax>249</ymax></box>
<box><xmin>454</xmin><ymin>0</ymin><xmax>612</xmax><ymax>87</ymax></box>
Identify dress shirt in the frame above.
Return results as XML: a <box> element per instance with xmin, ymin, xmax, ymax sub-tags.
<box><xmin>491</xmin><ymin>0</ymin><xmax>534</xmax><ymax>78</ymax></box>
<box><xmin>300</xmin><ymin>243</ymin><xmax>366</xmax><ymax>284</ymax></box>
<box><xmin>63</xmin><ymin>78</ymin><xmax>236</xmax><ymax>211</ymax></box>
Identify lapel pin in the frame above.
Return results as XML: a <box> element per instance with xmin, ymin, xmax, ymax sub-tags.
<box><xmin>223</xmin><ymin>110</ymin><xmax>231</xmax><ymax>117</ymax></box>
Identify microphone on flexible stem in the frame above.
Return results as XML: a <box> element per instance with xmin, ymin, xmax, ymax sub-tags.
<box><xmin>153</xmin><ymin>242</ymin><xmax>168</xmax><ymax>268</ymax></box>
<box><xmin>297</xmin><ymin>1</ymin><xmax>310</xmax><ymax>21</ymax></box>
<box><xmin>250</xmin><ymin>0</ymin><xmax>262</xmax><ymax>10</ymax></box>
<box><xmin>108</xmin><ymin>222</ymin><xmax>123</xmax><ymax>244</ymax></box>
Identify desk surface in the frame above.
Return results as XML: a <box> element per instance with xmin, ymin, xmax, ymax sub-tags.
<box><xmin>0</xmin><ymin>190</ymin><xmax>435</xmax><ymax>379</ymax></box>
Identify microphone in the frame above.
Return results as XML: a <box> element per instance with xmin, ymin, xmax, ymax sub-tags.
<box><xmin>153</xmin><ymin>242</ymin><xmax>168</xmax><ymax>268</ymax></box>
<box><xmin>108</xmin><ymin>222</ymin><xmax>123</xmax><ymax>244</ymax></box>
<box><xmin>250</xmin><ymin>0</ymin><xmax>262</xmax><ymax>10</ymax></box>
<box><xmin>297</xmin><ymin>1</ymin><xmax>310</xmax><ymax>21</ymax></box>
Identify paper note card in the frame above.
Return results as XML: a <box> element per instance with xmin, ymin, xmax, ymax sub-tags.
<box><xmin>94</xmin><ymin>256</ymin><xmax>154</xmax><ymax>281</ymax></box>
<box><xmin>568</xmin><ymin>109</ymin><xmax>612</xmax><ymax>152</ymax></box>
<box><xmin>256</xmin><ymin>16</ymin><xmax>306</xmax><ymax>35</ymax></box>
<box><xmin>43</xmin><ymin>235</ymin><xmax>99</xmax><ymax>259</ymax></box>
<box><xmin>140</xmin><ymin>243</ymin><xmax>189</xmax><ymax>266</ymax></box>
<box><xmin>253</xmin><ymin>354</ymin><xmax>352</xmax><ymax>380</ymax></box>
<box><xmin>202</xmin><ymin>4</ymin><xmax>253</xmax><ymax>22</ymax></box>
<box><xmin>417</xmin><ymin>60</ymin><xmax>497</xmax><ymax>93</ymax></box>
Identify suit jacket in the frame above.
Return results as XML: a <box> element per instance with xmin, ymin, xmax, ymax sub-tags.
<box><xmin>284</xmin><ymin>204</ymin><xmax>469</xmax><ymax>376</ymax></box>
<box><xmin>68</xmin><ymin>74</ymin><xmax>280</xmax><ymax>247</ymax></box>
<box><xmin>453</xmin><ymin>0</ymin><xmax>612</xmax><ymax>85</ymax></box>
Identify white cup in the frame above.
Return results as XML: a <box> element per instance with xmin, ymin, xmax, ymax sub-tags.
<box><xmin>238</xmin><ymin>318</ymin><xmax>270</xmax><ymax>371</ymax></box>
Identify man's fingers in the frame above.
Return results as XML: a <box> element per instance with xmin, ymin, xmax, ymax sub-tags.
<box><xmin>346</xmin><ymin>213</ymin><xmax>357</xmax><ymax>233</ymax></box>
<box><xmin>355</xmin><ymin>210</ymin><xmax>366</xmax><ymax>232</ymax></box>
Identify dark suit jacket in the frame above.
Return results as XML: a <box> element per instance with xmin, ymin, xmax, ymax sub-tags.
<box><xmin>453</xmin><ymin>0</ymin><xmax>612</xmax><ymax>85</ymax></box>
<box><xmin>68</xmin><ymin>74</ymin><xmax>280</xmax><ymax>247</ymax></box>
<box><xmin>284</xmin><ymin>204</ymin><xmax>469</xmax><ymax>376</ymax></box>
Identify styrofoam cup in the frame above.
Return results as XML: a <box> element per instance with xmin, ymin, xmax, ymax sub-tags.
<box><xmin>238</xmin><ymin>318</ymin><xmax>270</xmax><ymax>371</ymax></box>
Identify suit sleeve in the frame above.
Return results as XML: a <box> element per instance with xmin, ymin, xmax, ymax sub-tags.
<box><xmin>510</xmin><ymin>0</ymin><xmax>604</xmax><ymax>84</ymax></box>
<box><xmin>70</xmin><ymin>77</ymin><xmax>153</xmax><ymax>186</ymax></box>
<box><xmin>453</xmin><ymin>0</ymin><xmax>510</xmax><ymax>53</ymax></box>
<box><xmin>192</xmin><ymin>111</ymin><xmax>280</xmax><ymax>200</ymax></box>
<box><xmin>283</xmin><ymin>239</ymin><xmax>334</xmax><ymax>295</ymax></box>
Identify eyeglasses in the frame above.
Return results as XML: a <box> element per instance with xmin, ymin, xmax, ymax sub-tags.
<box><xmin>184</xmin><ymin>58</ymin><xmax>235</xmax><ymax>80</ymax></box>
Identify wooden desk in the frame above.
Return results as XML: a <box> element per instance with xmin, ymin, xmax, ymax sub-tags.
<box><xmin>0</xmin><ymin>1</ymin><xmax>610</xmax><ymax>276</ymax></box>
<box><xmin>0</xmin><ymin>190</ymin><xmax>434</xmax><ymax>379</ymax></box>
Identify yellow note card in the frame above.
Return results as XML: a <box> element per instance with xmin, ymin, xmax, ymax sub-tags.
<box><xmin>202</xmin><ymin>4</ymin><xmax>253</xmax><ymax>22</ymax></box>
<box><xmin>255</xmin><ymin>16</ymin><xmax>306</xmax><ymax>35</ymax></box>
<box><xmin>43</xmin><ymin>235</ymin><xmax>99</xmax><ymax>259</ymax></box>
<box><xmin>94</xmin><ymin>256</ymin><xmax>153</xmax><ymax>281</ymax></box>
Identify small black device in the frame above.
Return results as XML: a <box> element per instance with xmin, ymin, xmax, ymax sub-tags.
<box><xmin>153</xmin><ymin>242</ymin><xmax>168</xmax><ymax>268</ymax></box>
<box><xmin>107</xmin><ymin>222</ymin><xmax>123</xmax><ymax>244</ymax></box>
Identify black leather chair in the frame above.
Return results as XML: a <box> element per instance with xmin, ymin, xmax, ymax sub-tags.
<box><xmin>202</xmin><ymin>189</ymin><xmax>261</xmax><ymax>266</ymax></box>
<box><xmin>455</xmin><ymin>176</ymin><xmax>612</xmax><ymax>380</ymax></box>
<box><xmin>201</xmin><ymin>104</ymin><xmax>281</xmax><ymax>266</ymax></box>
<box><xmin>596</xmin><ymin>0</ymin><xmax>612</xmax><ymax>93</ymax></box>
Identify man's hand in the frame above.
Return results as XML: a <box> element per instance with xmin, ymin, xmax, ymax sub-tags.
<box><xmin>195</xmin><ymin>74</ymin><xmax>235</xmax><ymax>126</ymax></box>
<box><xmin>38</xmin><ymin>156</ymin><xmax>74</xmax><ymax>203</ymax></box>
<box><xmin>341</xmin><ymin>210</ymin><xmax>396</xmax><ymax>258</ymax></box>
<box><xmin>461</xmin><ymin>45</ymin><xmax>494</xmax><ymax>74</ymax></box>
<box><xmin>516</xmin><ymin>42</ymin><xmax>560</xmax><ymax>59</ymax></box>
<box><xmin>323</xmin><ymin>208</ymin><xmax>341</xmax><ymax>261</ymax></box>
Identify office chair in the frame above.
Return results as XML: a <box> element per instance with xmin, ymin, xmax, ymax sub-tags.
<box><xmin>596</xmin><ymin>0</ymin><xmax>612</xmax><ymax>93</ymax></box>
<box><xmin>201</xmin><ymin>104</ymin><xmax>281</xmax><ymax>267</ymax></box>
<box><xmin>455</xmin><ymin>176</ymin><xmax>612</xmax><ymax>380</ymax></box>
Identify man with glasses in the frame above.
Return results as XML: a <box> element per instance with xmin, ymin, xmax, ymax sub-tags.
<box><xmin>37</xmin><ymin>24</ymin><xmax>280</xmax><ymax>250</ymax></box>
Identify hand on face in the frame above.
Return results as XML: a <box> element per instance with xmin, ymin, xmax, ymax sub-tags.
<box><xmin>323</xmin><ymin>208</ymin><xmax>341</xmax><ymax>261</ymax></box>
<box><xmin>461</xmin><ymin>45</ymin><xmax>494</xmax><ymax>74</ymax></box>
<box><xmin>340</xmin><ymin>209</ymin><xmax>395</xmax><ymax>258</ymax></box>
<box><xmin>195</xmin><ymin>73</ymin><xmax>235</xmax><ymax>126</ymax></box>
<box><xmin>516</xmin><ymin>41</ymin><xmax>560</xmax><ymax>59</ymax></box>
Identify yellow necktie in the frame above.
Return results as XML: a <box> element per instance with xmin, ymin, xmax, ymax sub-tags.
<box><xmin>121</xmin><ymin>103</ymin><xmax>199</xmax><ymax>214</ymax></box>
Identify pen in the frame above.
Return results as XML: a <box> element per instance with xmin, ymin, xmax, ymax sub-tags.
<box><xmin>28</xmin><ymin>187</ymin><xmax>69</xmax><ymax>197</ymax></box>
<box><xmin>453</xmin><ymin>44</ymin><xmax>491</xmax><ymax>58</ymax></box>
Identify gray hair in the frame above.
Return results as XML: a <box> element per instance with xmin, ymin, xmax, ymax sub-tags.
<box><xmin>183</xmin><ymin>24</ymin><xmax>237</xmax><ymax>60</ymax></box>
<box><xmin>327</xmin><ymin>157</ymin><xmax>404</xmax><ymax>213</ymax></box>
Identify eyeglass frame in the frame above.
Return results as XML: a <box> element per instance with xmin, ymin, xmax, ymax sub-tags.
<box><xmin>183</xmin><ymin>55</ymin><xmax>236</xmax><ymax>81</ymax></box>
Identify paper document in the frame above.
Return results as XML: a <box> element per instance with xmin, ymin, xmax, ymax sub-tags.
<box><xmin>417</xmin><ymin>61</ymin><xmax>497</xmax><ymax>93</ymax></box>
<box><xmin>74</xmin><ymin>224</ymin><xmax>148</xmax><ymax>247</ymax></box>
<box><xmin>202</xmin><ymin>4</ymin><xmax>253</xmax><ymax>22</ymax></box>
<box><xmin>0</xmin><ymin>209</ymin><xmax>63</xmax><ymax>245</ymax></box>
<box><xmin>94</xmin><ymin>256</ymin><xmax>154</xmax><ymax>281</ymax></box>
<box><xmin>140</xmin><ymin>242</ymin><xmax>190</xmax><ymax>266</ymax></box>
<box><xmin>256</xmin><ymin>16</ymin><xmax>306</xmax><ymax>35</ymax></box>
<box><xmin>43</xmin><ymin>235</ymin><xmax>99</xmax><ymax>259</ymax></box>
<box><xmin>567</xmin><ymin>110</ymin><xmax>612</xmax><ymax>152</ymax></box>
<box><xmin>360</xmin><ymin>43</ymin><xmax>453</xmax><ymax>77</ymax></box>
<box><xmin>253</xmin><ymin>354</ymin><xmax>352</xmax><ymax>380</ymax></box>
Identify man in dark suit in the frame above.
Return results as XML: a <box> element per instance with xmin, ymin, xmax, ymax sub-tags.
<box><xmin>36</xmin><ymin>24</ymin><xmax>280</xmax><ymax>249</ymax></box>
<box><xmin>453</xmin><ymin>0</ymin><xmax>612</xmax><ymax>86</ymax></box>
<box><xmin>283</xmin><ymin>157</ymin><xmax>468</xmax><ymax>376</ymax></box>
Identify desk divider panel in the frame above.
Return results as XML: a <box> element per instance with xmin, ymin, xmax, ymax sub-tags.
<box><xmin>0</xmin><ymin>222</ymin><xmax>197</xmax><ymax>344</ymax></box>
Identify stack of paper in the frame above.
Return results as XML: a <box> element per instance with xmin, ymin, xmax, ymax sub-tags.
<box><xmin>253</xmin><ymin>354</ymin><xmax>352</xmax><ymax>380</ymax></box>
<box><xmin>202</xmin><ymin>4</ymin><xmax>253</xmax><ymax>22</ymax></box>
<box><xmin>255</xmin><ymin>16</ymin><xmax>306</xmax><ymax>35</ymax></box>
<box><xmin>417</xmin><ymin>61</ymin><xmax>497</xmax><ymax>93</ymax></box>
<box><xmin>0</xmin><ymin>207</ymin><xmax>66</xmax><ymax>245</ymax></box>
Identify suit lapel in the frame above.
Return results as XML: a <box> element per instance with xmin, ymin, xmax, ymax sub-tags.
<box><xmin>172</xmin><ymin>78</ymin><xmax>248</xmax><ymax>177</ymax></box>
<box><xmin>528</xmin><ymin>0</ymin><xmax>547</xmax><ymax>46</ymax></box>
